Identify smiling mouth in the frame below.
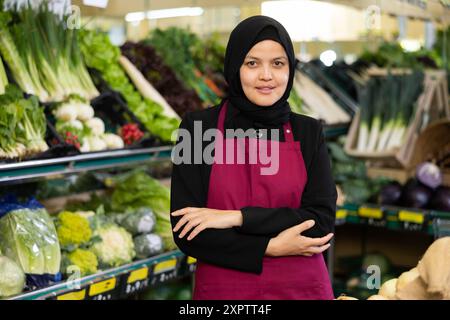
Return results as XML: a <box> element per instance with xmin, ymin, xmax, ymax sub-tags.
<box><xmin>255</xmin><ymin>86</ymin><xmax>275</xmax><ymax>94</ymax></box>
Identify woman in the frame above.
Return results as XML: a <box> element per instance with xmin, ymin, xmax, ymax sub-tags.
<box><xmin>170</xmin><ymin>15</ymin><xmax>337</xmax><ymax>300</ymax></box>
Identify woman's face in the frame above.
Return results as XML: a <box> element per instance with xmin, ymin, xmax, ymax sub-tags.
<box><xmin>240</xmin><ymin>40</ymin><xmax>289</xmax><ymax>107</ymax></box>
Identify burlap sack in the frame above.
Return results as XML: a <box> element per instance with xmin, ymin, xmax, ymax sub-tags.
<box><xmin>416</xmin><ymin>237</ymin><xmax>450</xmax><ymax>299</ymax></box>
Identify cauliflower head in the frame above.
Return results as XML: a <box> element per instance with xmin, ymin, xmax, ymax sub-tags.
<box><xmin>90</xmin><ymin>224</ymin><xmax>135</xmax><ymax>268</ymax></box>
<box><xmin>57</xmin><ymin>211</ymin><xmax>93</xmax><ymax>247</ymax></box>
<box><xmin>63</xmin><ymin>249</ymin><xmax>98</xmax><ymax>277</ymax></box>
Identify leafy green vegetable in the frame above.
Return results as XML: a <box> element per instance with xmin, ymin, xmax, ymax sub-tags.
<box><xmin>145</xmin><ymin>27</ymin><xmax>220</xmax><ymax>106</ymax></box>
<box><xmin>0</xmin><ymin>85</ymin><xmax>48</xmax><ymax>159</ymax></box>
<box><xmin>0</xmin><ymin>4</ymin><xmax>98</xmax><ymax>102</ymax></box>
<box><xmin>109</xmin><ymin>169</ymin><xmax>176</xmax><ymax>250</ymax></box>
<box><xmin>288</xmin><ymin>88</ymin><xmax>303</xmax><ymax>115</ymax></box>
<box><xmin>78</xmin><ymin>29</ymin><xmax>179</xmax><ymax>142</ymax></box>
<box><xmin>0</xmin><ymin>207</ymin><xmax>61</xmax><ymax>275</ymax></box>
<box><xmin>110</xmin><ymin>169</ymin><xmax>170</xmax><ymax>219</ymax></box>
<box><xmin>0</xmin><ymin>55</ymin><xmax>7</xmax><ymax>95</ymax></box>
<box><xmin>353</xmin><ymin>71</ymin><xmax>424</xmax><ymax>152</ymax></box>
<box><xmin>121</xmin><ymin>41</ymin><xmax>204</xmax><ymax>118</ymax></box>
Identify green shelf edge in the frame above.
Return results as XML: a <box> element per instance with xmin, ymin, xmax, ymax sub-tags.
<box><xmin>0</xmin><ymin>164</ymin><xmax>67</xmax><ymax>179</ymax></box>
<box><xmin>337</xmin><ymin>203</ymin><xmax>447</xmax><ymax>236</ymax></box>
<box><xmin>10</xmin><ymin>250</ymin><xmax>187</xmax><ymax>301</ymax></box>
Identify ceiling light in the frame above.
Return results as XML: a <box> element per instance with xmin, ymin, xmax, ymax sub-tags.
<box><xmin>83</xmin><ymin>0</ymin><xmax>109</xmax><ymax>8</ymax></box>
<box><xmin>147</xmin><ymin>7</ymin><xmax>204</xmax><ymax>20</ymax></box>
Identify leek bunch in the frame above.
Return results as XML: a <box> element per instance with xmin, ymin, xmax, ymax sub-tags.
<box><xmin>0</xmin><ymin>3</ymin><xmax>98</xmax><ymax>102</ymax></box>
<box><xmin>355</xmin><ymin>71</ymin><xmax>424</xmax><ymax>152</ymax></box>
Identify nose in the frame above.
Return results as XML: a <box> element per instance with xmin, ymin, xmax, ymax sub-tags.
<box><xmin>259</xmin><ymin>65</ymin><xmax>273</xmax><ymax>81</ymax></box>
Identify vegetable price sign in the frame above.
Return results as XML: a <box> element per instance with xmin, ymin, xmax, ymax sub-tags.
<box><xmin>358</xmin><ymin>206</ymin><xmax>387</xmax><ymax>227</ymax></box>
<box><xmin>119</xmin><ymin>267</ymin><xmax>150</xmax><ymax>297</ymax></box>
<box><xmin>398</xmin><ymin>210</ymin><xmax>426</xmax><ymax>232</ymax></box>
<box><xmin>150</xmin><ymin>258</ymin><xmax>179</xmax><ymax>286</ymax></box>
<box><xmin>87</xmin><ymin>277</ymin><xmax>118</xmax><ymax>300</ymax></box>
<box><xmin>359</xmin><ymin>206</ymin><xmax>384</xmax><ymax>219</ymax></box>
<box><xmin>187</xmin><ymin>256</ymin><xmax>197</xmax><ymax>273</ymax></box>
<box><xmin>54</xmin><ymin>288</ymin><xmax>87</xmax><ymax>300</ymax></box>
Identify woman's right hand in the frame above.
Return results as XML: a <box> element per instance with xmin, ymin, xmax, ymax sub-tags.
<box><xmin>266</xmin><ymin>220</ymin><xmax>334</xmax><ymax>257</ymax></box>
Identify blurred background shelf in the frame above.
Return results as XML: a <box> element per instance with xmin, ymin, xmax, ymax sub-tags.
<box><xmin>0</xmin><ymin>146</ymin><xmax>173</xmax><ymax>184</ymax></box>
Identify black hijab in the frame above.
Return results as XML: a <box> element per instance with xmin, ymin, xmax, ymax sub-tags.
<box><xmin>224</xmin><ymin>15</ymin><xmax>296</xmax><ymax>129</ymax></box>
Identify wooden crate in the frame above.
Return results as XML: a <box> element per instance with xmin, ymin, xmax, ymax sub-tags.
<box><xmin>366</xmin><ymin>118</ymin><xmax>450</xmax><ymax>186</ymax></box>
<box><xmin>345</xmin><ymin>69</ymin><xmax>450</xmax><ymax>168</ymax></box>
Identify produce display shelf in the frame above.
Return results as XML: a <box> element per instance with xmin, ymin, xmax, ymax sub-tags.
<box><xmin>0</xmin><ymin>146</ymin><xmax>173</xmax><ymax>184</ymax></box>
<box><xmin>8</xmin><ymin>250</ymin><xmax>196</xmax><ymax>301</ymax></box>
<box><xmin>336</xmin><ymin>203</ymin><xmax>450</xmax><ymax>237</ymax></box>
<box><xmin>0</xmin><ymin>123</ymin><xmax>345</xmax><ymax>185</ymax></box>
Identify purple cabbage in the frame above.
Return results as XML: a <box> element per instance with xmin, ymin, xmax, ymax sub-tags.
<box><xmin>416</xmin><ymin>162</ymin><xmax>442</xmax><ymax>189</ymax></box>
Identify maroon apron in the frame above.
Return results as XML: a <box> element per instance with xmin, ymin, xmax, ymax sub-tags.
<box><xmin>193</xmin><ymin>102</ymin><xmax>334</xmax><ymax>300</ymax></box>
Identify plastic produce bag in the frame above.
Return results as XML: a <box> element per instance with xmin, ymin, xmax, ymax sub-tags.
<box><xmin>0</xmin><ymin>255</ymin><xmax>25</xmax><ymax>298</ymax></box>
<box><xmin>133</xmin><ymin>234</ymin><xmax>164</xmax><ymax>259</ymax></box>
<box><xmin>0</xmin><ymin>195</ymin><xmax>61</xmax><ymax>289</ymax></box>
<box><xmin>119</xmin><ymin>207</ymin><xmax>156</xmax><ymax>235</ymax></box>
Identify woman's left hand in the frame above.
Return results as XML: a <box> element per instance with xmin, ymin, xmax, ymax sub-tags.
<box><xmin>172</xmin><ymin>207</ymin><xmax>243</xmax><ymax>241</ymax></box>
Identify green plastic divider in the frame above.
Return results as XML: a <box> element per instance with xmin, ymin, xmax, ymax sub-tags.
<box><xmin>73</xmin><ymin>154</ymin><xmax>153</xmax><ymax>169</ymax></box>
<box><xmin>0</xmin><ymin>165</ymin><xmax>66</xmax><ymax>179</ymax></box>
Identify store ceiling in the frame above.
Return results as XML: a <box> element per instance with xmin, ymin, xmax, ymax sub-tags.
<box><xmin>72</xmin><ymin>0</ymin><xmax>449</xmax><ymax>22</ymax></box>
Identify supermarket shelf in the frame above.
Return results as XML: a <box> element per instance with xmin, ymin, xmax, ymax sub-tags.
<box><xmin>0</xmin><ymin>124</ymin><xmax>347</xmax><ymax>185</ymax></box>
<box><xmin>9</xmin><ymin>250</ymin><xmax>196</xmax><ymax>301</ymax></box>
<box><xmin>0</xmin><ymin>146</ymin><xmax>173</xmax><ymax>184</ymax></box>
<box><xmin>336</xmin><ymin>203</ymin><xmax>450</xmax><ymax>238</ymax></box>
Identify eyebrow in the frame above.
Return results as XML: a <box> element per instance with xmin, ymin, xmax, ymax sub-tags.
<box><xmin>245</xmin><ymin>56</ymin><xmax>288</xmax><ymax>61</ymax></box>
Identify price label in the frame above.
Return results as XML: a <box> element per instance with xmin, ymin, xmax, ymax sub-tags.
<box><xmin>56</xmin><ymin>289</ymin><xmax>86</xmax><ymax>300</ymax></box>
<box><xmin>150</xmin><ymin>270</ymin><xmax>178</xmax><ymax>286</ymax></box>
<box><xmin>336</xmin><ymin>209</ymin><xmax>347</xmax><ymax>220</ymax></box>
<box><xmin>91</xmin><ymin>293</ymin><xmax>113</xmax><ymax>300</ymax></box>
<box><xmin>358</xmin><ymin>207</ymin><xmax>383</xmax><ymax>219</ymax></box>
<box><xmin>398</xmin><ymin>210</ymin><xmax>424</xmax><ymax>224</ymax></box>
<box><xmin>367</xmin><ymin>218</ymin><xmax>387</xmax><ymax>228</ymax></box>
<box><xmin>89</xmin><ymin>277</ymin><xmax>116</xmax><ymax>297</ymax></box>
<box><xmin>153</xmin><ymin>259</ymin><xmax>177</xmax><ymax>274</ymax></box>
<box><xmin>187</xmin><ymin>256</ymin><xmax>197</xmax><ymax>273</ymax></box>
<box><xmin>124</xmin><ymin>278</ymin><xmax>149</xmax><ymax>295</ymax></box>
<box><xmin>127</xmin><ymin>267</ymin><xmax>149</xmax><ymax>284</ymax></box>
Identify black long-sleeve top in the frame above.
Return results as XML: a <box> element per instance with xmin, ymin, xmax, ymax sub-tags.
<box><xmin>170</xmin><ymin>101</ymin><xmax>337</xmax><ymax>274</ymax></box>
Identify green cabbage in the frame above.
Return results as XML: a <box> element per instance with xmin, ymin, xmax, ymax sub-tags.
<box><xmin>0</xmin><ymin>255</ymin><xmax>25</xmax><ymax>297</ymax></box>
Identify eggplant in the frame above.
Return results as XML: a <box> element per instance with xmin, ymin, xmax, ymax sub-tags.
<box><xmin>429</xmin><ymin>187</ymin><xmax>450</xmax><ymax>212</ymax></box>
<box><xmin>378</xmin><ymin>181</ymin><xmax>402</xmax><ymax>205</ymax></box>
<box><xmin>399</xmin><ymin>179</ymin><xmax>433</xmax><ymax>209</ymax></box>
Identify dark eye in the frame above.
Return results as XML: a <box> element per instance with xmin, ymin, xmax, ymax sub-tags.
<box><xmin>274</xmin><ymin>61</ymin><xmax>285</xmax><ymax>67</ymax></box>
<box><xmin>246</xmin><ymin>61</ymin><xmax>257</xmax><ymax>67</ymax></box>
